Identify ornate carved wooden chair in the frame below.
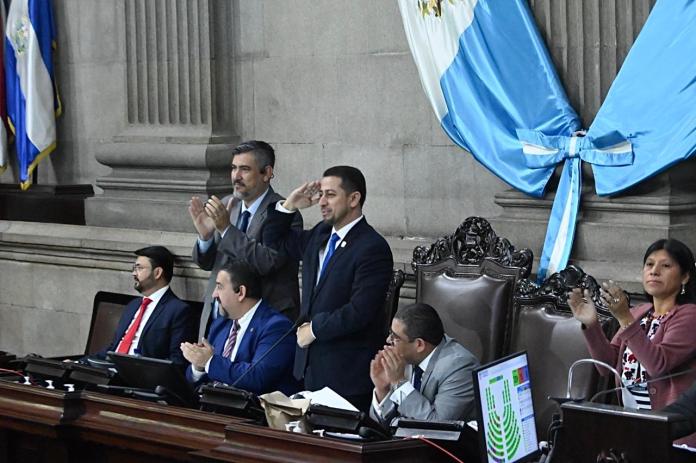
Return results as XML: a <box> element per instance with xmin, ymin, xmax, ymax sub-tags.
<box><xmin>382</xmin><ymin>269</ymin><xmax>406</xmax><ymax>338</ymax></box>
<box><xmin>509</xmin><ymin>265</ymin><xmax>619</xmax><ymax>436</ymax></box>
<box><xmin>412</xmin><ymin>217</ymin><xmax>533</xmax><ymax>364</ymax></box>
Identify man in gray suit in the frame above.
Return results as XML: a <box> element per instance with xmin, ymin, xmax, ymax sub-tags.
<box><xmin>369</xmin><ymin>302</ymin><xmax>479</xmax><ymax>425</ymax></box>
<box><xmin>189</xmin><ymin>140</ymin><xmax>302</xmax><ymax>338</ymax></box>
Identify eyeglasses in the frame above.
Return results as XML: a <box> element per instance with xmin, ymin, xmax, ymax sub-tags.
<box><xmin>132</xmin><ymin>264</ymin><xmax>151</xmax><ymax>273</ymax></box>
<box><xmin>387</xmin><ymin>330</ymin><xmax>413</xmax><ymax>345</ymax></box>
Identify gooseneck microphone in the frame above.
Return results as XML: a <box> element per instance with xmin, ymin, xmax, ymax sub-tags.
<box><xmin>566</xmin><ymin>358</ymin><xmax>638</xmax><ymax>409</ymax></box>
<box><xmin>230</xmin><ymin>314</ymin><xmax>308</xmax><ymax>389</ymax></box>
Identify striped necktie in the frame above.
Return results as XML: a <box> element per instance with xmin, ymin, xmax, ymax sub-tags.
<box><xmin>222</xmin><ymin>320</ymin><xmax>240</xmax><ymax>359</ymax></box>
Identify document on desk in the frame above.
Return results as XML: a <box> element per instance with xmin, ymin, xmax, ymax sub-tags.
<box><xmin>299</xmin><ymin>387</ymin><xmax>358</xmax><ymax>412</ymax></box>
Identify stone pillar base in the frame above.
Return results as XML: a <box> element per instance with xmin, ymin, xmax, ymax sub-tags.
<box><xmin>86</xmin><ymin>137</ymin><xmax>237</xmax><ymax>232</ymax></box>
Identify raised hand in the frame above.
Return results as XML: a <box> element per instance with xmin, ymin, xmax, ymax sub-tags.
<box><xmin>370</xmin><ymin>350</ymin><xmax>391</xmax><ymax>402</ymax></box>
<box><xmin>189</xmin><ymin>196</ymin><xmax>215</xmax><ymax>240</ymax></box>
<box><xmin>567</xmin><ymin>288</ymin><xmax>599</xmax><ymax>327</ymax></box>
<box><xmin>203</xmin><ymin>195</ymin><xmax>232</xmax><ymax>233</ymax></box>
<box><xmin>380</xmin><ymin>346</ymin><xmax>407</xmax><ymax>387</ymax></box>
<box><xmin>282</xmin><ymin>181</ymin><xmax>321</xmax><ymax>211</ymax></box>
<box><xmin>601</xmin><ymin>280</ymin><xmax>633</xmax><ymax>327</ymax></box>
<box><xmin>180</xmin><ymin>340</ymin><xmax>213</xmax><ymax>371</ymax></box>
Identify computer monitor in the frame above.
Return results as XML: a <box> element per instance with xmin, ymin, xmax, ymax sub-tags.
<box><xmin>472</xmin><ymin>351</ymin><xmax>539</xmax><ymax>463</ymax></box>
<box><xmin>107</xmin><ymin>352</ymin><xmax>196</xmax><ymax>407</ymax></box>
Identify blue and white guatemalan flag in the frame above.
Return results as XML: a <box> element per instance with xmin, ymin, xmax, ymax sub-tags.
<box><xmin>5</xmin><ymin>0</ymin><xmax>60</xmax><ymax>190</ymax></box>
<box><xmin>398</xmin><ymin>0</ymin><xmax>584</xmax><ymax>280</ymax></box>
<box><xmin>400</xmin><ymin>0</ymin><xmax>696</xmax><ymax>281</ymax></box>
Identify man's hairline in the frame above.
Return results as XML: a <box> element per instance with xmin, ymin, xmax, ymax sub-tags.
<box><xmin>231</xmin><ymin>150</ymin><xmax>271</xmax><ymax>171</ymax></box>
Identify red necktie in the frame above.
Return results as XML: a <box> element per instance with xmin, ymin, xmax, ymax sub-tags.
<box><xmin>116</xmin><ymin>297</ymin><xmax>152</xmax><ymax>354</ymax></box>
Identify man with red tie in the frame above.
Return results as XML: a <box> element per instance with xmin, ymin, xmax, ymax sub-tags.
<box><xmin>93</xmin><ymin>246</ymin><xmax>196</xmax><ymax>367</ymax></box>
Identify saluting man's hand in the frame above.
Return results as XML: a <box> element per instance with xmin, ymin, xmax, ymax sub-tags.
<box><xmin>282</xmin><ymin>181</ymin><xmax>321</xmax><ymax>211</ymax></box>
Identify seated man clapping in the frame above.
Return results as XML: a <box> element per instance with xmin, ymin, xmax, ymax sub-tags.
<box><xmin>370</xmin><ymin>303</ymin><xmax>479</xmax><ymax>425</ymax></box>
<box><xmin>181</xmin><ymin>260</ymin><xmax>297</xmax><ymax>395</ymax></box>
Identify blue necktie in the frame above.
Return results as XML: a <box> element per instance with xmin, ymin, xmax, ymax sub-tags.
<box><xmin>237</xmin><ymin>210</ymin><xmax>251</xmax><ymax>233</ymax></box>
<box><xmin>319</xmin><ymin>233</ymin><xmax>340</xmax><ymax>279</ymax></box>
<box><xmin>413</xmin><ymin>366</ymin><xmax>423</xmax><ymax>392</ymax></box>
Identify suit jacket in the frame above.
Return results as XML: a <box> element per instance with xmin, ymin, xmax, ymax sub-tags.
<box><xmin>95</xmin><ymin>288</ymin><xmax>196</xmax><ymax>366</ymax></box>
<box><xmin>193</xmin><ymin>186</ymin><xmax>303</xmax><ymax>337</ymax></box>
<box><xmin>186</xmin><ymin>300</ymin><xmax>298</xmax><ymax>396</ymax></box>
<box><xmin>266</xmin><ymin>208</ymin><xmax>394</xmax><ymax>398</ymax></box>
<box><xmin>370</xmin><ymin>337</ymin><xmax>479</xmax><ymax>426</ymax></box>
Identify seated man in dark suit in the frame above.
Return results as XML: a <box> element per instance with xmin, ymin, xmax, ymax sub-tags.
<box><xmin>180</xmin><ymin>260</ymin><xmax>297</xmax><ymax>396</ymax></box>
<box><xmin>369</xmin><ymin>303</ymin><xmax>479</xmax><ymax>426</ymax></box>
<box><xmin>93</xmin><ymin>246</ymin><xmax>196</xmax><ymax>366</ymax></box>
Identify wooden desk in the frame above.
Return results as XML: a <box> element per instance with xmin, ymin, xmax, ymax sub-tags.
<box><xmin>0</xmin><ymin>380</ymin><xmax>235</xmax><ymax>463</ymax></box>
<box><xmin>555</xmin><ymin>401</ymin><xmax>695</xmax><ymax>463</ymax></box>
<box><xmin>192</xmin><ymin>420</ymin><xmax>445</xmax><ymax>463</ymax></box>
<box><xmin>0</xmin><ymin>381</ymin><xmax>466</xmax><ymax>463</ymax></box>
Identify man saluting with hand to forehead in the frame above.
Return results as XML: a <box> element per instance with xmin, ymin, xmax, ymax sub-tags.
<box><xmin>265</xmin><ymin>165</ymin><xmax>394</xmax><ymax>412</ymax></box>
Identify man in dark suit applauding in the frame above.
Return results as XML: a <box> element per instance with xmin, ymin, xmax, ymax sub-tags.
<box><xmin>189</xmin><ymin>140</ymin><xmax>302</xmax><ymax>339</ymax></box>
<box><xmin>180</xmin><ymin>260</ymin><xmax>297</xmax><ymax>395</ymax></box>
<box><xmin>369</xmin><ymin>303</ymin><xmax>479</xmax><ymax>425</ymax></box>
<box><xmin>94</xmin><ymin>246</ymin><xmax>196</xmax><ymax>367</ymax></box>
<box><xmin>266</xmin><ymin>166</ymin><xmax>394</xmax><ymax>412</ymax></box>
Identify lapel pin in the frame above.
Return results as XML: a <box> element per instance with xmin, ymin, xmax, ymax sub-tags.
<box><xmin>341</xmin><ymin>241</ymin><xmax>347</xmax><ymax>248</ymax></box>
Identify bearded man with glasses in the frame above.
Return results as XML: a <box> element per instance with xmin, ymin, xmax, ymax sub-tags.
<box><xmin>91</xmin><ymin>246</ymin><xmax>196</xmax><ymax>368</ymax></box>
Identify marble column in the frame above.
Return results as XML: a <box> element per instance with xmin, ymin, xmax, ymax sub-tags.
<box><xmin>86</xmin><ymin>0</ymin><xmax>238</xmax><ymax>232</ymax></box>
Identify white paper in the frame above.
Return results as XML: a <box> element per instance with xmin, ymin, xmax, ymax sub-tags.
<box><xmin>296</xmin><ymin>387</ymin><xmax>359</xmax><ymax>412</ymax></box>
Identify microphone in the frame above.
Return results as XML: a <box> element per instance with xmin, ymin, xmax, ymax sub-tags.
<box><xmin>566</xmin><ymin>358</ymin><xmax>638</xmax><ymax>409</ymax></box>
<box><xmin>588</xmin><ymin>365</ymin><xmax>696</xmax><ymax>404</ymax></box>
<box><xmin>230</xmin><ymin>314</ymin><xmax>308</xmax><ymax>389</ymax></box>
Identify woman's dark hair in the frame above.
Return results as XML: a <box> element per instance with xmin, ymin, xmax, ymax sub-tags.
<box><xmin>643</xmin><ymin>238</ymin><xmax>696</xmax><ymax>304</ymax></box>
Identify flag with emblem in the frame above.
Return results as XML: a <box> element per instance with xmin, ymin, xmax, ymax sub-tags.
<box><xmin>4</xmin><ymin>0</ymin><xmax>61</xmax><ymax>189</ymax></box>
<box><xmin>398</xmin><ymin>0</ymin><xmax>581</xmax><ymax>279</ymax></box>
